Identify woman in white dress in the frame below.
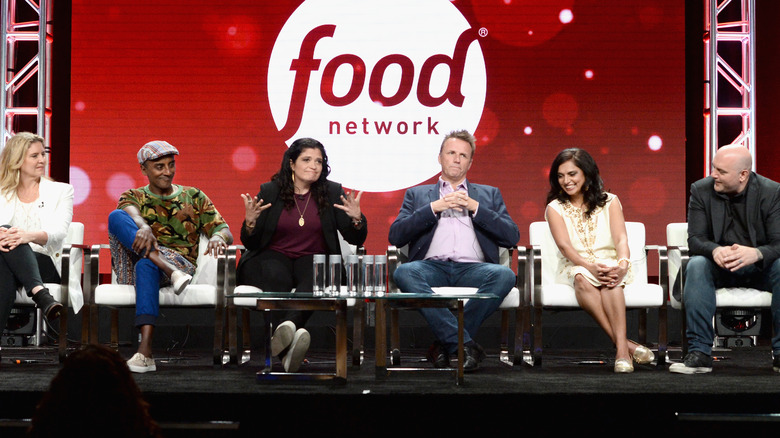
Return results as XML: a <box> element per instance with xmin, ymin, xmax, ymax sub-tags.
<box><xmin>545</xmin><ymin>148</ymin><xmax>654</xmax><ymax>373</ymax></box>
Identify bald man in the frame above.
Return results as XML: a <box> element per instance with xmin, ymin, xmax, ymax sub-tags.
<box><xmin>670</xmin><ymin>145</ymin><xmax>780</xmax><ymax>374</ymax></box>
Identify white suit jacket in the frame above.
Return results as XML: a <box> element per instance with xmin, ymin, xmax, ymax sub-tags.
<box><xmin>0</xmin><ymin>178</ymin><xmax>82</xmax><ymax>310</ymax></box>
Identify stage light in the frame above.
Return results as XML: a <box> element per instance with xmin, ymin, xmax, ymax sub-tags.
<box><xmin>716</xmin><ymin>309</ymin><xmax>762</xmax><ymax>348</ymax></box>
<box><xmin>720</xmin><ymin>309</ymin><xmax>760</xmax><ymax>332</ymax></box>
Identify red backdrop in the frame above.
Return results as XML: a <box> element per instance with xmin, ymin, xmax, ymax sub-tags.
<box><xmin>69</xmin><ymin>0</ymin><xmax>686</xmax><ymax>256</ymax></box>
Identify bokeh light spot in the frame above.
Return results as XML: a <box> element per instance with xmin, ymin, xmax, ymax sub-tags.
<box><xmin>628</xmin><ymin>176</ymin><xmax>667</xmax><ymax>215</ymax></box>
<box><xmin>106</xmin><ymin>173</ymin><xmax>136</xmax><ymax>202</ymax></box>
<box><xmin>521</xmin><ymin>201</ymin><xmax>543</xmax><ymax>222</ymax></box>
<box><xmin>648</xmin><ymin>135</ymin><xmax>663</xmax><ymax>151</ymax></box>
<box><xmin>472</xmin><ymin>1</ymin><xmax>575</xmax><ymax>47</ymax></box>
<box><xmin>559</xmin><ymin>9</ymin><xmax>573</xmax><ymax>24</ymax></box>
<box><xmin>232</xmin><ymin>146</ymin><xmax>257</xmax><ymax>171</ymax></box>
<box><xmin>69</xmin><ymin>166</ymin><xmax>91</xmax><ymax>206</ymax></box>
<box><xmin>475</xmin><ymin>107</ymin><xmax>499</xmax><ymax>146</ymax></box>
<box><xmin>542</xmin><ymin>92</ymin><xmax>579</xmax><ymax>129</ymax></box>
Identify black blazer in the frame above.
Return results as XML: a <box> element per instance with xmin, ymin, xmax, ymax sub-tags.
<box><xmin>237</xmin><ymin>180</ymin><xmax>367</xmax><ymax>272</ymax></box>
<box><xmin>687</xmin><ymin>172</ymin><xmax>780</xmax><ymax>268</ymax></box>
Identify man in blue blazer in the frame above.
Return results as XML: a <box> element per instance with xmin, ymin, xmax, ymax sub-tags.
<box><xmin>670</xmin><ymin>145</ymin><xmax>780</xmax><ymax>374</ymax></box>
<box><xmin>388</xmin><ymin>130</ymin><xmax>519</xmax><ymax>371</ymax></box>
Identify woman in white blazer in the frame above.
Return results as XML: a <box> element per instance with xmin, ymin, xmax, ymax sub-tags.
<box><xmin>0</xmin><ymin>132</ymin><xmax>73</xmax><ymax>337</ymax></box>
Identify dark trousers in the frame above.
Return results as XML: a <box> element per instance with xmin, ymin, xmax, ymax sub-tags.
<box><xmin>0</xmin><ymin>239</ymin><xmax>60</xmax><ymax>332</ymax></box>
<box><xmin>238</xmin><ymin>249</ymin><xmax>315</xmax><ymax>329</ymax></box>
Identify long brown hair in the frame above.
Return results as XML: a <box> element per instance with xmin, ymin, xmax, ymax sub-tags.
<box><xmin>546</xmin><ymin>147</ymin><xmax>608</xmax><ymax>216</ymax></box>
<box><xmin>271</xmin><ymin>137</ymin><xmax>332</xmax><ymax>212</ymax></box>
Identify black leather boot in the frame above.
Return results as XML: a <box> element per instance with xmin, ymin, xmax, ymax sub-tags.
<box><xmin>32</xmin><ymin>288</ymin><xmax>63</xmax><ymax>321</ymax></box>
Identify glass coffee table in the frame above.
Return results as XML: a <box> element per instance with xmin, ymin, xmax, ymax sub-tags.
<box><xmin>228</xmin><ymin>292</ymin><xmax>351</xmax><ymax>384</ymax></box>
<box><xmin>371</xmin><ymin>292</ymin><xmax>498</xmax><ymax>385</ymax></box>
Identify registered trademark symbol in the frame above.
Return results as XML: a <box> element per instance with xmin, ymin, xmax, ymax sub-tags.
<box><xmin>478</xmin><ymin>27</ymin><xmax>488</xmax><ymax>38</ymax></box>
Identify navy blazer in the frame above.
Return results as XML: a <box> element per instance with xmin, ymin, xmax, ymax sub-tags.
<box><xmin>388</xmin><ymin>180</ymin><xmax>519</xmax><ymax>264</ymax></box>
<box><xmin>687</xmin><ymin>172</ymin><xmax>780</xmax><ymax>268</ymax></box>
<box><xmin>238</xmin><ymin>180</ymin><xmax>367</xmax><ymax>272</ymax></box>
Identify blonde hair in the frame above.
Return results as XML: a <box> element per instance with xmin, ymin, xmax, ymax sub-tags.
<box><xmin>0</xmin><ymin>132</ymin><xmax>46</xmax><ymax>197</ymax></box>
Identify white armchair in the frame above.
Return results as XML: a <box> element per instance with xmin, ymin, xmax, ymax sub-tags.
<box><xmin>385</xmin><ymin>244</ymin><xmax>526</xmax><ymax>366</ymax></box>
<box><xmin>11</xmin><ymin>222</ymin><xmax>85</xmax><ymax>362</ymax></box>
<box><xmin>526</xmin><ymin>221</ymin><xmax>667</xmax><ymax>367</ymax></box>
<box><xmin>661</xmin><ymin>222</ymin><xmax>771</xmax><ymax>355</ymax></box>
<box><xmin>86</xmin><ymin>233</ymin><xmax>226</xmax><ymax>365</ymax></box>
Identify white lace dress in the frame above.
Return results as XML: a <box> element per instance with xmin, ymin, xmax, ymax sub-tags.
<box><xmin>546</xmin><ymin>193</ymin><xmax>633</xmax><ymax>287</ymax></box>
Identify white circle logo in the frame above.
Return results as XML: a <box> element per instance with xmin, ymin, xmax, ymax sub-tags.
<box><xmin>267</xmin><ymin>0</ymin><xmax>487</xmax><ymax>192</ymax></box>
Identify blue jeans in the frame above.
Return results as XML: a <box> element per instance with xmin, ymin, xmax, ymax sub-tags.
<box><xmin>393</xmin><ymin>259</ymin><xmax>516</xmax><ymax>354</ymax></box>
<box><xmin>107</xmin><ymin>209</ymin><xmax>196</xmax><ymax>327</ymax></box>
<box><xmin>683</xmin><ymin>255</ymin><xmax>780</xmax><ymax>355</ymax></box>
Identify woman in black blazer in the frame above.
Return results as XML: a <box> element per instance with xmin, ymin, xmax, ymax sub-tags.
<box><xmin>238</xmin><ymin>137</ymin><xmax>367</xmax><ymax>372</ymax></box>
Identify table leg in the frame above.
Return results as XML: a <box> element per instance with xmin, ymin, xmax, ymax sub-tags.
<box><xmin>457</xmin><ymin>300</ymin><xmax>464</xmax><ymax>385</ymax></box>
<box><xmin>352</xmin><ymin>299</ymin><xmax>364</xmax><ymax>368</ymax></box>
<box><xmin>375</xmin><ymin>299</ymin><xmax>387</xmax><ymax>378</ymax></box>
<box><xmin>263</xmin><ymin>310</ymin><xmax>272</xmax><ymax>372</ymax></box>
<box><xmin>335</xmin><ymin>301</ymin><xmax>347</xmax><ymax>380</ymax></box>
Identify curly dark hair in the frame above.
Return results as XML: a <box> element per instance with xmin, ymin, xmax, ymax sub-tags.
<box><xmin>27</xmin><ymin>345</ymin><xmax>162</xmax><ymax>438</ymax></box>
<box><xmin>271</xmin><ymin>137</ymin><xmax>332</xmax><ymax>213</ymax></box>
<box><xmin>546</xmin><ymin>147</ymin><xmax>608</xmax><ymax>216</ymax></box>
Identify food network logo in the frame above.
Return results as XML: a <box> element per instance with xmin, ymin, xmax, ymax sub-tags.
<box><xmin>267</xmin><ymin>0</ymin><xmax>487</xmax><ymax>192</ymax></box>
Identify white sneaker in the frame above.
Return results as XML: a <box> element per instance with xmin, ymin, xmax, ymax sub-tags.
<box><xmin>270</xmin><ymin>320</ymin><xmax>296</xmax><ymax>357</ymax></box>
<box><xmin>171</xmin><ymin>270</ymin><xmax>192</xmax><ymax>295</ymax></box>
<box><xmin>127</xmin><ymin>352</ymin><xmax>156</xmax><ymax>373</ymax></box>
<box><xmin>282</xmin><ymin>328</ymin><xmax>310</xmax><ymax>373</ymax></box>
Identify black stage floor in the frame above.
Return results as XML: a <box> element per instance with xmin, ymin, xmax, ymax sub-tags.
<box><xmin>2</xmin><ymin>344</ymin><xmax>780</xmax><ymax>437</ymax></box>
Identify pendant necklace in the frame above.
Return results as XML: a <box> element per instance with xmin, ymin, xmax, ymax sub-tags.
<box><xmin>294</xmin><ymin>191</ymin><xmax>312</xmax><ymax>227</ymax></box>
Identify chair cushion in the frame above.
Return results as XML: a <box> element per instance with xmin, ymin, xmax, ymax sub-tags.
<box><xmin>431</xmin><ymin>286</ymin><xmax>520</xmax><ymax>309</ymax></box>
<box><xmin>530</xmin><ymin>283</ymin><xmax>663</xmax><ymax>308</ymax></box>
<box><xmin>14</xmin><ymin>283</ymin><xmax>65</xmax><ymax>306</ymax></box>
<box><xmin>665</xmin><ymin>222</ymin><xmax>772</xmax><ymax>309</ymax></box>
<box><xmin>530</xmin><ymin>221</ymin><xmax>663</xmax><ymax>309</ymax></box>
<box><xmin>715</xmin><ymin>288</ymin><xmax>771</xmax><ymax>307</ymax></box>
<box><xmin>94</xmin><ymin>283</ymin><xmax>218</xmax><ymax>306</ymax></box>
<box><xmin>14</xmin><ymin>222</ymin><xmax>85</xmax><ymax>311</ymax></box>
<box><xmin>97</xmin><ymin>233</ymin><xmax>219</xmax><ymax>307</ymax></box>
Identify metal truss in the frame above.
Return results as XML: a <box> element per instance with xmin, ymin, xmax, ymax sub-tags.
<box><xmin>1</xmin><ymin>0</ymin><xmax>52</xmax><ymax>153</ymax></box>
<box><xmin>704</xmin><ymin>0</ymin><xmax>756</xmax><ymax>173</ymax></box>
